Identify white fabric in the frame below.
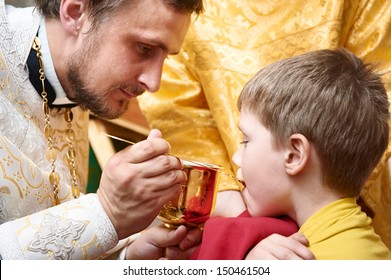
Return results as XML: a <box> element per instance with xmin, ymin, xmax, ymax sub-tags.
<box><xmin>0</xmin><ymin>194</ymin><xmax>118</xmax><ymax>260</ymax></box>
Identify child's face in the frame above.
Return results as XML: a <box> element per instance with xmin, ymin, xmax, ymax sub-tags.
<box><xmin>232</xmin><ymin>109</ymin><xmax>291</xmax><ymax>217</ymax></box>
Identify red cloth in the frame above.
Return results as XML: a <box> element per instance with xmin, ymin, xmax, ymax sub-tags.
<box><xmin>190</xmin><ymin>210</ymin><xmax>298</xmax><ymax>260</ymax></box>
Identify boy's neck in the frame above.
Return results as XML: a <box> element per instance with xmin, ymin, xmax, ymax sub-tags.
<box><xmin>292</xmin><ymin>187</ymin><xmax>345</xmax><ymax>227</ymax></box>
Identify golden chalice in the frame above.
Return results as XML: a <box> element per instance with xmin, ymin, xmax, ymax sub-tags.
<box><xmin>157</xmin><ymin>160</ymin><xmax>221</xmax><ymax>228</ymax></box>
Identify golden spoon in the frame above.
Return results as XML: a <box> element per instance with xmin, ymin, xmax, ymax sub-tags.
<box><xmin>102</xmin><ymin>133</ymin><xmax>138</xmax><ymax>145</ymax></box>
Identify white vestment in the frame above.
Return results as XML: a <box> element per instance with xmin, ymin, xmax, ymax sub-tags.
<box><xmin>0</xmin><ymin>2</ymin><xmax>126</xmax><ymax>259</ymax></box>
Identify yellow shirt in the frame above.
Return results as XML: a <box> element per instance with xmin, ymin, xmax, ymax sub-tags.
<box><xmin>138</xmin><ymin>0</ymin><xmax>391</xmax><ymax>248</ymax></box>
<box><xmin>300</xmin><ymin>198</ymin><xmax>391</xmax><ymax>260</ymax></box>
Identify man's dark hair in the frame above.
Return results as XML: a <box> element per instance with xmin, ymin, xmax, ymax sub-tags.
<box><xmin>34</xmin><ymin>0</ymin><xmax>204</xmax><ymax>31</ymax></box>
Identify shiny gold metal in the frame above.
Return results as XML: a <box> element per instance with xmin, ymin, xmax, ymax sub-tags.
<box><xmin>103</xmin><ymin>133</ymin><xmax>137</xmax><ymax>145</ymax></box>
<box><xmin>34</xmin><ymin>36</ymin><xmax>61</xmax><ymax>205</ymax></box>
<box><xmin>33</xmin><ymin>36</ymin><xmax>80</xmax><ymax>204</ymax></box>
<box><xmin>65</xmin><ymin>108</ymin><xmax>80</xmax><ymax>199</ymax></box>
<box><xmin>158</xmin><ymin>160</ymin><xmax>221</xmax><ymax>228</ymax></box>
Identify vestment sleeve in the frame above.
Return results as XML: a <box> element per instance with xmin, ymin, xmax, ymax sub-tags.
<box><xmin>0</xmin><ymin>193</ymin><xmax>120</xmax><ymax>259</ymax></box>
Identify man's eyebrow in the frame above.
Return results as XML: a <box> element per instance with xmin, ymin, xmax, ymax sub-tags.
<box><xmin>148</xmin><ymin>39</ymin><xmax>180</xmax><ymax>55</ymax></box>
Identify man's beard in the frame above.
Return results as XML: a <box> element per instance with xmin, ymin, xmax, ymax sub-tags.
<box><xmin>67</xmin><ymin>68</ymin><xmax>130</xmax><ymax>119</ymax></box>
<box><xmin>65</xmin><ymin>40</ymin><xmax>130</xmax><ymax>119</ymax></box>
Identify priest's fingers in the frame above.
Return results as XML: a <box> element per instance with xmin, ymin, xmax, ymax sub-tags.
<box><xmin>126</xmin><ymin>225</ymin><xmax>187</xmax><ymax>260</ymax></box>
<box><xmin>123</xmin><ymin>129</ymin><xmax>170</xmax><ymax>163</ymax></box>
<box><xmin>164</xmin><ymin>245</ymin><xmax>199</xmax><ymax>260</ymax></box>
<box><xmin>178</xmin><ymin>226</ymin><xmax>203</xmax><ymax>251</ymax></box>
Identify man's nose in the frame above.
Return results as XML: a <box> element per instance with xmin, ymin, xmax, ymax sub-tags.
<box><xmin>138</xmin><ymin>60</ymin><xmax>164</xmax><ymax>93</ymax></box>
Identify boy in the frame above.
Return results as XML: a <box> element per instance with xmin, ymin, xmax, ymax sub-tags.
<box><xmin>191</xmin><ymin>49</ymin><xmax>391</xmax><ymax>259</ymax></box>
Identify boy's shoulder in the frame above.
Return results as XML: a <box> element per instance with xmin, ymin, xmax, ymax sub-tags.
<box><xmin>300</xmin><ymin>197</ymin><xmax>391</xmax><ymax>259</ymax></box>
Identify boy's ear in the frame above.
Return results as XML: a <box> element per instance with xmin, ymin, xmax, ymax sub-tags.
<box><xmin>284</xmin><ymin>134</ymin><xmax>310</xmax><ymax>176</ymax></box>
<box><xmin>60</xmin><ymin>0</ymin><xmax>88</xmax><ymax>36</ymax></box>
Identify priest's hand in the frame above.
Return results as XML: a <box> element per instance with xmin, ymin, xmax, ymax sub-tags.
<box><xmin>97</xmin><ymin>129</ymin><xmax>186</xmax><ymax>239</ymax></box>
<box><xmin>126</xmin><ymin>225</ymin><xmax>202</xmax><ymax>260</ymax></box>
<box><xmin>245</xmin><ymin>232</ymin><xmax>316</xmax><ymax>260</ymax></box>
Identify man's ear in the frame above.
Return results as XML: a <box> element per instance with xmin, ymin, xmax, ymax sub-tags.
<box><xmin>284</xmin><ymin>133</ymin><xmax>310</xmax><ymax>176</ymax></box>
<box><xmin>60</xmin><ymin>0</ymin><xmax>88</xmax><ymax>36</ymax></box>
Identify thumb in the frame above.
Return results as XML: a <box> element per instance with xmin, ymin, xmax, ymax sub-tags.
<box><xmin>150</xmin><ymin>225</ymin><xmax>187</xmax><ymax>248</ymax></box>
<box><xmin>147</xmin><ymin>129</ymin><xmax>163</xmax><ymax>140</ymax></box>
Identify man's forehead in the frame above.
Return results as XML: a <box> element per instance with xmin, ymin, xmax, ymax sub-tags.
<box><xmin>103</xmin><ymin>0</ymin><xmax>190</xmax><ymax>53</ymax></box>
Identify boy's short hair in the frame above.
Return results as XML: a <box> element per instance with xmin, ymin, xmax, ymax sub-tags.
<box><xmin>238</xmin><ymin>49</ymin><xmax>389</xmax><ymax>196</ymax></box>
